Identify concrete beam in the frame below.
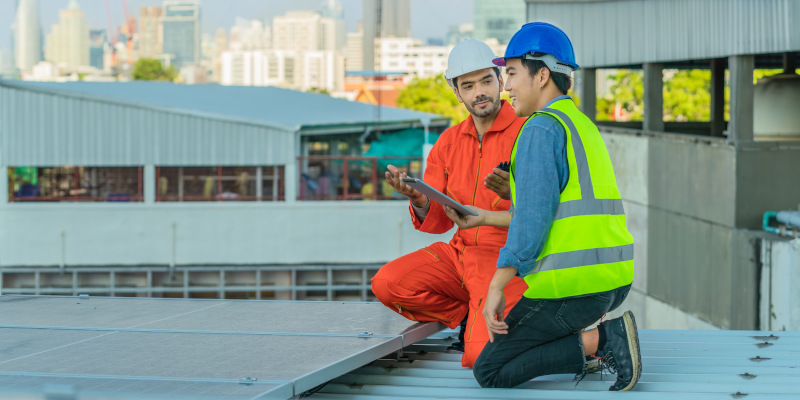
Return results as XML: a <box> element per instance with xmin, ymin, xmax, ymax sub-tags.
<box><xmin>710</xmin><ymin>58</ymin><xmax>726</xmax><ymax>137</ymax></box>
<box><xmin>643</xmin><ymin>63</ymin><xmax>664</xmax><ymax>132</ymax></box>
<box><xmin>728</xmin><ymin>55</ymin><xmax>754</xmax><ymax>145</ymax></box>
<box><xmin>578</xmin><ymin>68</ymin><xmax>597</xmax><ymax>122</ymax></box>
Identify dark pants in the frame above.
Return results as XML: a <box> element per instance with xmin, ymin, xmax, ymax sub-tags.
<box><xmin>473</xmin><ymin>285</ymin><xmax>631</xmax><ymax>388</ymax></box>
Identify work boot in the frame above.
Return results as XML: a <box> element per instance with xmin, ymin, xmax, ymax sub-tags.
<box><xmin>445</xmin><ymin>316</ymin><xmax>467</xmax><ymax>353</ymax></box>
<box><xmin>596</xmin><ymin>311</ymin><xmax>642</xmax><ymax>391</ymax></box>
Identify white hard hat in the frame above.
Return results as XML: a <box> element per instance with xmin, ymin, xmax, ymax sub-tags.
<box><xmin>445</xmin><ymin>39</ymin><xmax>498</xmax><ymax>88</ymax></box>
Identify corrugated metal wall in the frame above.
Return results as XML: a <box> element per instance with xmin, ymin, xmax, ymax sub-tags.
<box><xmin>0</xmin><ymin>85</ymin><xmax>295</xmax><ymax>166</ymax></box>
<box><xmin>527</xmin><ymin>0</ymin><xmax>800</xmax><ymax>67</ymax></box>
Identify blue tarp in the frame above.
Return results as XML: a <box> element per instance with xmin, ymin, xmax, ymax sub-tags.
<box><xmin>363</xmin><ymin>129</ymin><xmax>440</xmax><ymax>171</ymax></box>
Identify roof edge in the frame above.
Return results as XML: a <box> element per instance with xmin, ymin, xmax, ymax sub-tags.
<box><xmin>0</xmin><ymin>79</ymin><xmax>298</xmax><ymax>133</ymax></box>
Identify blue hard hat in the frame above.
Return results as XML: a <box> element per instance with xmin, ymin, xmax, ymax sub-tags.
<box><xmin>493</xmin><ymin>22</ymin><xmax>579</xmax><ymax>72</ymax></box>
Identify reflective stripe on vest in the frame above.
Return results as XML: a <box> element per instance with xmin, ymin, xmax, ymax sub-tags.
<box><xmin>510</xmin><ymin>99</ymin><xmax>634</xmax><ymax>299</ymax></box>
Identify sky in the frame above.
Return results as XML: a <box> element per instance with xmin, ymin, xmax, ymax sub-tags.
<box><xmin>1</xmin><ymin>0</ymin><xmax>473</xmax><ymax>54</ymax></box>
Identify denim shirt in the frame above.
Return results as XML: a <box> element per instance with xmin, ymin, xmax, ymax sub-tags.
<box><xmin>496</xmin><ymin>95</ymin><xmax>571</xmax><ymax>276</ymax></box>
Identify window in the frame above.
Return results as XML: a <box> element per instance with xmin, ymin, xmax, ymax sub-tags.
<box><xmin>297</xmin><ymin>156</ymin><xmax>422</xmax><ymax>201</ymax></box>
<box><xmin>156</xmin><ymin>166</ymin><xmax>284</xmax><ymax>201</ymax></box>
<box><xmin>9</xmin><ymin>166</ymin><xmax>143</xmax><ymax>202</ymax></box>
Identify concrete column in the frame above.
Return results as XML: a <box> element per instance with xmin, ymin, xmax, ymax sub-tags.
<box><xmin>643</xmin><ymin>63</ymin><xmax>664</xmax><ymax>132</ymax></box>
<box><xmin>0</xmin><ymin>165</ymin><xmax>7</xmax><ymax>204</ymax></box>
<box><xmin>728</xmin><ymin>55</ymin><xmax>754</xmax><ymax>145</ymax></box>
<box><xmin>578</xmin><ymin>68</ymin><xmax>597</xmax><ymax>122</ymax></box>
<box><xmin>255</xmin><ymin>167</ymin><xmax>263</xmax><ymax>199</ymax></box>
<box><xmin>710</xmin><ymin>58</ymin><xmax>726</xmax><ymax>137</ymax></box>
<box><xmin>143</xmin><ymin>165</ymin><xmax>156</xmax><ymax>204</ymax></box>
<box><xmin>784</xmin><ymin>52</ymin><xmax>797</xmax><ymax>73</ymax></box>
<box><xmin>286</xmin><ymin>134</ymin><xmax>300</xmax><ymax>203</ymax></box>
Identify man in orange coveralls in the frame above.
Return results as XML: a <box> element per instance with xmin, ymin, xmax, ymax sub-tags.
<box><xmin>371</xmin><ymin>39</ymin><xmax>529</xmax><ymax>368</ymax></box>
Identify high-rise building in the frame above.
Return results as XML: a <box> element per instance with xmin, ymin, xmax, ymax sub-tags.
<box><xmin>362</xmin><ymin>0</ymin><xmax>410</xmax><ymax>71</ymax></box>
<box><xmin>473</xmin><ymin>0</ymin><xmax>525</xmax><ymax>45</ymax></box>
<box><xmin>139</xmin><ymin>6</ymin><xmax>163</xmax><ymax>59</ymax></box>
<box><xmin>375</xmin><ymin>37</ymin><xmax>449</xmax><ymax>78</ymax></box>
<box><xmin>0</xmin><ymin>47</ymin><xmax>17</xmax><ymax>77</ymax></box>
<box><xmin>229</xmin><ymin>18</ymin><xmax>270</xmax><ymax>51</ymax></box>
<box><xmin>271</xmin><ymin>10</ymin><xmax>345</xmax><ymax>91</ymax></box>
<box><xmin>89</xmin><ymin>29</ymin><xmax>107</xmax><ymax>70</ymax></box>
<box><xmin>321</xmin><ymin>0</ymin><xmax>343</xmax><ymax>19</ymax></box>
<box><xmin>272</xmin><ymin>11</ymin><xmax>323</xmax><ymax>52</ymax></box>
<box><xmin>211</xmin><ymin>28</ymin><xmax>227</xmax><ymax>82</ymax></box>
<box><xmin>221</xmin><ymin>49</ymin><xmax>342</xmax><ymax>92</ymax></box>
<box><xmin>13</xmin><ymin>0</ymin><xmax>42</xmax><ymax>73</ymax></box>
<box><xmin>447</xmin><ymin>23</ymin><xmax>474</xmax><ymax>45</ymax></box>
<box><xmin>345</xmin><ymin>23</ymin><xmax>363</xmax><ymax>72</ymax></box>
<box><xmin>161</xmin><ymin>1</ymin><xmax>200</xmax><ymax>68</ymax></box>
<box><xmin>44</xmin><ymin>0</ymin><xmax>89</xmax><ymax>70</ymax></box>
<box><xmin>221</xmin><ymin>50</ymin><xmax>297</xmax><ymax>87</ymax></box>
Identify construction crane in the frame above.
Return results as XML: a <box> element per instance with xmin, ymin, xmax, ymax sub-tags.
<box><xmin>103</xmin><ymin>0</ymin><xmax>116</xmax><ymax>45</ymax></box>
<box><xmin>103</xmin><ymin>0</ymin><xmax>136</xmax><ymax>66</ymax></box>
<box><xmin>121</xmin><ymin>0</ymin><xmax>135</xmax><ymax>65</ymax></box>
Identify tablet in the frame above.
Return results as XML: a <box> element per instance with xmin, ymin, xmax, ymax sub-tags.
<box><xmin>401</xmin><ymin>177</ymin><xmax>478</xmax><ymax>216</ymax></box>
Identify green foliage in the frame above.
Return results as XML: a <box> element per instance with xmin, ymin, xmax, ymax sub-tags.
<box><xmin>595</xmin><ymin>68</ymin><xmax>800</xmax><ymax>122</ymax></box>
<box><xmin>663</xmin><ymin>69</ymin><xmax>711</xmax><ymax>122</ymax></box>
<box><xmin>596</xmin><ymin>70</ymin><xmax>644</xmax><ymax>121</ymax></box>
<box><xmin>308</xmin><ymin>87</ymin><xmax>331</xmax><ymax>95</ymax></box>
<box><xmin>396</xmin><ymin>68</ymin><xmax>800</xmax><ymax>124</ymax></box>
<box><xmin>132</xmin><ymin>58</ymin><xmax>178</xmax><ymax>82</ymax></box>
<box><xmin>395</xmin><ymin>74</ymin><xmax>468</xmax><ymax>123</ymax></box>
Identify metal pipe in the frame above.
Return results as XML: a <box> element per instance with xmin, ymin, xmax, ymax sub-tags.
<box><xmin>777</xmin><ymin>211</ymin><xmax>800</xmax><ymax>229</ymax></box>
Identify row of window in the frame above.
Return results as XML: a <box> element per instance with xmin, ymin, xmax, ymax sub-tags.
<box><xmin>8</xmin><ymin>157</ymin><xmax>425</xmax><ymax>203</ymax></box>
<box><xmin>8</xmin><ymin>166</ymin><xmax>284</xmax><ymax>202</ymax></box>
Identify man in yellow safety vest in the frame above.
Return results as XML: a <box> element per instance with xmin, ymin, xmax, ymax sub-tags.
<box><xmin>443</xmin><ymin>22</ymin><xmax>641</xmax><ymax>391</ymax></box>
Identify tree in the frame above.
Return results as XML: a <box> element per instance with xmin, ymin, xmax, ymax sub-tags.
<box><xmin>396</xmin><ymin>74</ymin><xmax>468</xmax><ymax>123</ymax></box>
<box><xmin>663</xmin><ymin>69</ymin><xmax>711</xmax><ymax>122</ymax></box>
<box><xmin>132</xmin><ymin>58</ymin><xmax>178</xmax><ymax>82</ymax></box>
<box><xmin>596</xmin><ymin>70</ymin><xmax>644</xmax><ymax>121</ymax></box>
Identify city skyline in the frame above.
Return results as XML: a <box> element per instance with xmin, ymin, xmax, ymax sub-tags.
<box><xmin>1</xmin><ymin>0</ymin><xmax>473</xmax><ymax>56</ymax></box>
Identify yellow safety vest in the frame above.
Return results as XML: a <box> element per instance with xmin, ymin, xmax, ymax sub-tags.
<box><xmin>510</xmin><ymin>98</ymin><xmax>634</xmax><ymax>299</ymax></box>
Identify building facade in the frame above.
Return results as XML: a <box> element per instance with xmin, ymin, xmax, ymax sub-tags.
<box><xmin>0</xmin><ymin>80</ymin><xmax>449</xmax><ymax>300</ymax></box>
<box><xmin>13</xmin><ymin>0</ymin><xmax>42</xmax><ymax>74</ymax></box>
<box><xmin>221</xmin><ymin>49</ymin><xmax>343</xmax><ymax>92</ymax></box>
<box><xmin>161</xmin><ymin>1</ymin><xmax>200</xmax><ymax>67</ymax></box>
<box><xmin>44</xmin><ymin>0</ymin><xmax>89</xmax><ymax>71</ymax></box>
<box><xmin>88</xmin><ymin>29</ymin><xmax>106</xmax><ymax>70</ymax></box>
<box><xmin>375</xmin><ymin>37</ymin><xmax>449</xmax><ymax>78</ymax></box>
<box><xmin>473</xmin><ymin>0</ymin><xmax>526</xmax><ymax>44</ymax></box>
<box><xmin>345</xmin><ymin>26</ymin><xmax>364</xmax><ymax>72</ymax></box>
<box><xmin>223</xmin><ymin>11</ymin><xmax>346</xmax><ymax>91</ymax></box>
<box><xmin>362</xmin><ymin>0</ymin><xmax>411</xmax><ymax>70</ymax></box>
<box><xmin>139</xmin><ymin>6</ymin><xmax>163</xmax><ymax>59</ymax></box>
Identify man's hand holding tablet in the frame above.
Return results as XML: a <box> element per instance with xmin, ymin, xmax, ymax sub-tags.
<box><xmin>400</xmin><ymin>177</ymin><xmax>478</xmax><ymax>216</ymax></box>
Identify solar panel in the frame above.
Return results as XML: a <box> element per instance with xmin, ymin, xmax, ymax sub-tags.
<box><xmin>0</xmin><ymin>295</ymin><xmax>444</xmax><ymax>399</ymax></box>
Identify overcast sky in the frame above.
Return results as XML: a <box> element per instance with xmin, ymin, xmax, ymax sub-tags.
<box><xmin>1</xmin><ymin>0</ymin><xmax>472</xmax><ymax>53</ymax></box>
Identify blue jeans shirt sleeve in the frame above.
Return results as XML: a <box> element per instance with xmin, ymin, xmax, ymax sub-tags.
<box><xmin>496</xmin><ymin>109</ymin><xmax>569</xmax><ymax>276</ymax></box>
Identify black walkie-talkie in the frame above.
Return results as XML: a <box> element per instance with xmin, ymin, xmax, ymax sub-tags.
<box><xmin>496</xmin><ymin>161</ymin><xmax>510</xmax><ymax>173</ymax></box>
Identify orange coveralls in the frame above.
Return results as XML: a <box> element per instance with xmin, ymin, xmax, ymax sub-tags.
<box><xmin>372</xmin><ymin>100</ymin><xmax>529</xmax><ymax>367</ymax></box>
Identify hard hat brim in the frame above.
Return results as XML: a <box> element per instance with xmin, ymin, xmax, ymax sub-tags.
<box><xmin>492</xmin><ymin>57</ymin><xmax>506</xmax><ymax>67</ymax></box>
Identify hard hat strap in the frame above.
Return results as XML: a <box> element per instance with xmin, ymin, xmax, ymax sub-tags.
<box><xmin>523</xmin><ymin>53</ymin><xmax>574</xmax><ymax>75</ymax></box>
